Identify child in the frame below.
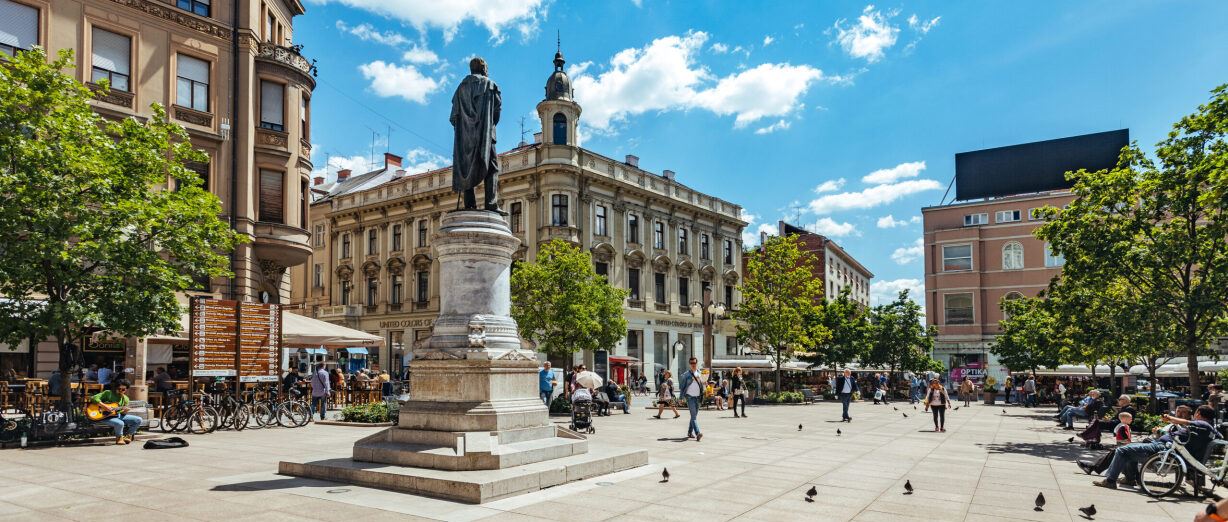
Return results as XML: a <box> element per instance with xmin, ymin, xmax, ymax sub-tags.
<box><xmin>1114</xmin><ymin>412</ymin><xmax>1133</xmax><ymax>444</ymax></box>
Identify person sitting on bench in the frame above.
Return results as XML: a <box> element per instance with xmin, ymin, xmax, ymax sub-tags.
<box><xmin>90</xmin><ymin>379</ymin><xmax>141</xmax><ymax>445</ymax></box>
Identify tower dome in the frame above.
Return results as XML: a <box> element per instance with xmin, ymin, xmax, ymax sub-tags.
<box><xmin>544</xmin><ymin>50</ymin><xmax>573</xmax><ymax>101</ymax></box>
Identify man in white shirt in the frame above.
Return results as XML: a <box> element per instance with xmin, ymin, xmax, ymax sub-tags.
<box><xmin>835</xmin><ymin>368</ymin><xmax>859</xmax><ymax>422</ymax></box>
<box><xmin>680</xmin><ymin>357</ymin><xmax>705</xmax><ymax>441</ymax></box>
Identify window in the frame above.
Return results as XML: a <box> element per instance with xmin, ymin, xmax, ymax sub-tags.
<box><xmin>301</xmin><ymin>95</ymin><xmax>310</xmax><ymax>140</ymax></box>
<box><xmin>258</xmin><ymin>170</ymin><xmax>284</xmax><ymax>223</ymax></box>
<box><xmin>313</xmin><ymin>264</ymin><xmax>322</xmax><ymax>288</ymax></box>
<box><xmin>595</xmin><ymin>262</ymin><xmax>608</xmax><ymax>280</ymax></box>
<box><xmin>176</xmin><ymin>0</ymin><xmax>210</xmax><ymax>17</ymax></box>
<box><xmin>679</xmin><ymin>277</ymin><xmax>689</xmax><ymax>305</ymax></box>
<box><xmin>1002</xmin><ymin>292</ymin><xmax>1024</xmax><ymax>320</ymax></box>
<box><xmin>627</xmin><ymin>330</ymin><xmax>643</xmax><ymax>363</ymax></box>
<box><xmin>390</xmin><ymin>275</ymin><xmax>402</xmax><ymax>305</ymax></box>
<box><xmin>260</xmin><ymin>81</ymin><xmax>285</xmax><ymax>131</ymax></box>
<box><xmin>653</xmin><ymin>222</ymin><xmax>665</xmax><ymax>249</ymax></box>
<box><xmin>654</xmin><ymin>273</ymin><xmax>666</xmax><ymax>304</ymax></box>
<box><xmin>725</xmin><ymin>285</ymin><xmax>734</xmax><ymax>307</ymax></box>
<box><xmin>366</xmin><ymin>277</ymin><xmax>377</xmax><ymax>306</ymax></box>
<box><xmin>595</xmin><ymin>205</ymin><xmax>607</xmax><ymax>236</ymax></box>
<box><xmin>1002</xmin><ymin>242</ymin><xmax>1023</xmax><ymax>270</ymax></box>
<box><xmin>90</xmin><ymin>28</ymin><xmax>130</xmax><ymax>92</ymax></box>
<box><xmin>510</xmin><ymin>202</ymin><xmax>522</xmax><ymax>233</ymax></box>
<box><xmin>264</xmin><ymin>6</ymin><xmax>274</xmax><ymax>42</ymax></box>
<box><xmin>551</xmin><ymin>194</ymin><xmax>568</xmax><ymax>226</ymax></box>
<box><xmin>392</xmin><ymin>224</ymin><xmax>402</xmax><ymax>251</ymax></box>
<box><xmin>340</xmin><ymin>280</ymin><xmax>351</xmax><ymax>305</ymax></box>
<box><xmin>1028</xmin><ymin>207</ymin><xmax>1045</xmax><ymax>221</ymax></box>
<box><xmin>0</xmin><ymin>0</ymin><xmax>39</xmax><ymax>57</ymax></box>
<box><xmin>341</xmin><ymin>233</ymin><xmax>351</xmax><ymax>259</ymax></box>
<box><xmin>1044</xmin><ymin>242</ymin><xmax>1065</xmax><ymax>267</ymax></box>
<box><xmin>942</xmin><ymin>244</ymin><xmax>972</xmax><ymax>272</ymax></box>
<box><xmin>367</xmin><ymin>229</ymin><xmax>378</xmax><ymax>254</ymax></box>
<box><xmin>723</xmin><ymin>240</ymin><xmax>733</xmax><ymax>265</ymax></box>
<box><xmin>175</xmin><ymin>54</ymin><xmax>210</xmax><ymax>111</ymax></box>
<box><xmin>700</xmin><ymin>234</ymin><xmax>710</xmax><ymax>260</ymax></box>
<box><xmin>995</xmin><ymin>210</ymin><xmax>1021</xmax><ymax>223</ymax></box>
<box><xmin>725</xmin><ymin>336</ymin><xmax>738</xmax><ymax>356</ymax></box>
<box><xmin>313</xmin><ymin>224</ymin><xmax>324</xmax><ymax>247</ymax></box>
<box><xmin>963</xmin><ymin>213</ymin><xmax>988</xmax><ymax>226</ymax></box>
<box><xmin>185</xmin><ymin>160</ymin><xmax>209</xmax><ymax>192</ymax></box>
<box><xmin>416</xmin><ymin>271</ymin><xmax>429</xmax><ymax>303</ymax></box>
<box><xmin>678</xmin><ymin>228</ymin><xmax>688</xmax><ymax>254</ymax></box>
<box><xmin>944</xmin><ymin>294</ymin><xmax>973</xmax><ymax>325</ymax></box>
<box><xmin>628</xmin><ymin>214</ymin><xmax>640</xmax><ymax>244</ymax></box>
<box><xmin>628</xmin><ymin>268</ymin><xmax>640</xmax><ymax>300</ymax></box>
<box><xmin>417</xmin><ymin>220</ymin><xmax>428</xmax><ymax>247</ymax></box>
<box><xmin>552</xmin><ymin>113</ymin><xmax>567</xmax><ymax>145</ymax></box>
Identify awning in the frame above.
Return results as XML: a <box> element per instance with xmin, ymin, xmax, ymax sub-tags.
<box><xmin>1129</xmin><ymin>357</ymin><xmax>1226</xmax><ymax>377</ymax></box>
<box><xmin>609</xmin><ymin>355</ymin><xmax>639</xmax><ymax>364</ymax></box>
<box><xmin>1033</xmin><ymin>364</ymin><xmax>1116</xmax><ymax>376</ymax></box>
<box><xmin>709</xmin><ymin>358</ymin><xmax>774</xmax><ymax>370</ymax></box>
<box><xmin>145</xmin><ymin>313</ymin><xmax>190</xmax><ymax>343</ymax></box>
<box><xmin>283</xmin><ymin>312</ymin><xmax>383</xmax><ymax>348</ymax></box>
<box><xmin>342</xmin><ymin>347</ymin><xmax>369</xmax><ymax>355</ymax></box>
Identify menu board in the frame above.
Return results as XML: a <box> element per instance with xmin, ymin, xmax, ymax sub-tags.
<box><xmin>189</xmin><ymin>298</ymin><xmax>282</xmax><ymax>381</ymax></box>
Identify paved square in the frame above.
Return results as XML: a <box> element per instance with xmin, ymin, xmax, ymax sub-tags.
<box><xmin>0</xmin><ymin>400</ymin><xmax>1210</xmax><ymax>521</ymax></box>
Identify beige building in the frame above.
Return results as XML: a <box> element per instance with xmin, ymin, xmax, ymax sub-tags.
<box><xmin>1</xmin><ymin>0</ymin><xmax>316</xmax><ymax>377</ymax></box>
<box><xmin>290</xmin><ymin>50</ymin><xmax>747</xmax><ymax>383</ymax></box>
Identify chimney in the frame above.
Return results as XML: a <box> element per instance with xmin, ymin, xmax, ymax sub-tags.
<box><xmin>313</xmin><ymin>176</ymin><xmax>324</xmax><ymax>186</ymax></box>
<box><xmin>625</xmin><ymin>154</ymin><xmax>639</xmax><ymax>168</ymax></box>
<box><xmin>533</xmin><ymin>132</ymin><xmax>543</xmax><ymax>144</ymax></box>
<box><xmin>662</xmin><ymin>169</ymin><xmax>675</xmax><ymax>181</ymax></box>
<box><xmin>337</xmin><ymin>169</ymin><xmax>351</xmax><ymax>182</ymax></box>
<box><xmin>383</xmin><ymin>152</ymin><xmax>402</xmax><ymax>168</ymax></box>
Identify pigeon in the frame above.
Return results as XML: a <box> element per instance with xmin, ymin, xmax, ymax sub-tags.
<box><xmin>953</xmin><ymin>406</ymin><xmax>960</xmax><ymax>411</ymax></box>
<box><xmin>903</xmin><ymin>480</ymin><xmax>913</xmax><ymax>494</ymax></box>
<box><xmin>1078</xmin><ymin>504</ymin><xmax>1096</xmax><ymax>518</ymax></box>
<box><xmin>1034</xmin><ymin>492</ymin><xmax>1045</xmax><ymax>511</ymax></box>
<box><xmin>913</xmin><ymin>405</ymin><xmax>917</xmax><ymax>410</ymax></box>
<box><xmin>805</xmin><ymin>485</ymin><xmax>817</xmax><ymax>502</ymax></box>
<box><xmin>798</xmin><ymin>424</ymin><xmax>803</xmax><ymax>431</ymax></box>
<box><xmin>1002</xmin><ymin>409</ymin><xmax>1007</xmax><ymax>414</ymax></box>
<box><xmin>893</xmin><ymin>407</ymin><xmax>899</xmax><ymax>411</ymax></box>
<box><xmin>836</xmin><ymin>429</ymin><xmax>842</xmax><ymax>436</ymax></box>
<box><xmin>902</xmin><ymin>413</ymin><xmax>908</xmax><ymax>418</ymax></box>
<box><xmin>661</xmin><ymin>468</ymin><xmax>669</xmax><ymax>483</ymax></box>
<box><xmin>1068</xmin><ymin>437</ymin><xmax>1075</xmax><ymax>443</ymax></box>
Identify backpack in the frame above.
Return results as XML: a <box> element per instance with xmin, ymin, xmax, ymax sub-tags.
<box><xmin>142</xmin><ymin>436</ymin><xmax>190</xmax><ymax>449</ymax></box>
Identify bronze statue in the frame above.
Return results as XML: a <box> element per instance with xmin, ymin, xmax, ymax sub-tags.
<box><xmin>450</xmin><ymin>57</ymin><xmax>502</xmax><ymax>213</ymax></box>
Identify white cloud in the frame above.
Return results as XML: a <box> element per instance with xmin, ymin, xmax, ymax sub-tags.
<box><xmin>630</xmin><ymin>0</ymin><xmax>642</xmax><ymax>6</ymax></box>
<box><xmin>710</xmin><ymin>42</ymin><xmax>729</xmax><ymax>54</ymax></box>
<box><xmin>762</xmin><ymin>35</ymin><xmax>775</xmax><ymax>46</ymax></box>
<box><xmin>571</xmin><ymin>31</ymin><xmax>823</xmax><ymax>132</ymax></box>
<box><xmin>813</xmin><ymin>178</ymin><xmax>846</xmax><ymax>193</ymax></box>
<box><xmin>808</xmin><ymin>179</ymin><xmax>941</xmax><ymax>214</ymax></box>
<box><xmin>833</xmin><ymin>5</ymin><xmax>900</xmax><ymax>63</ymax></box>
<box><xmin>335</xmin><ymin>20</ymin><xmax>411</xmax><ymax>47</ymax></box>
<box><xmin>871</xmin><ymin>278</ymin><xmax>924</xmax><ymax>306</ymax></box>
<box><xmin>910</xmin><ymin>215</ymin><xmax>922</xmax><ymax>224</ymax></box>
<box><xmin>309</xmin><ymin>0</ymin><xmax>547</xmax><ymax>43</ymax></box>
<box><xmin>731</xmin><ymin>45</ymin><xmax>749</xmax><ymax>57</ymax></box>
<box><xmin>908</xmin><ymin>14</ymin><xmax>941</xmax><ymax>34</ymax></box>
<box><xmin>861</xmin><ymin>160</ymin><xmax>926</xmax><ymax>184</ymax></box>
<box><xmin>876</xmin><ymin>215</ymin><xmax>908</xmax><ymax>228</ymax></box>
<box><xmin>402</xmin><ymin>45</ymin><xmax>440</xmax><ymax>65</ymax></box>
<box><xmin>403</xmin><ymin>148</ymin><xmax>448</xmax><ymax>174</ymax></box>
<box><xmin>740</xmin><ymin>212</ymin><xmax>780</xmax><ymax>246</ymax></box>
<box><xmin>806</xmin><ymin>217</ymin><xmax>857</xmax><ymax>237</ymax></box>
<box><xmin>754</xmin><ymin>119</ymin><xmax>790</xmax><ymax>135</ymax></box>
<box><xmin>890</xmin><ymin>237</ymin><xmax>924</xmax><ymax>265</ymax></box>
<box><xmin>358</xmin><ymin>61</ymin><xmax>443</xmax><ymax>104</ymax></box>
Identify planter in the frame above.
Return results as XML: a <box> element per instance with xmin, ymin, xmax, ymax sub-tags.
<box><xmin>983</xmin><ymin>391</ymin><xmax>997</xmax><ymax>405</ymax></box>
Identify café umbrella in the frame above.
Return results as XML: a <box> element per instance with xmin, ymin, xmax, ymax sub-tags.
<box><xmin>575</xmin><ymin>370</ymin><xmax>604</xmax><ymax>389</ymax></box>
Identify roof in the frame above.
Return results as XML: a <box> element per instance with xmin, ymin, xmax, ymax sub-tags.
<box><xmin>314</xmin><ymin>144</ymin><xmax>541</xmax><ymax>204</ymax></box>
<box><xmin>776</xmin><ymin>221</ymin><xmax>873</xmax><ymax>278</ymax></box>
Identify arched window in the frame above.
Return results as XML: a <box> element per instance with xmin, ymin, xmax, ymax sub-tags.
<box><xmin>1002</xmin><ymin>242</ymin><xmax>1024</xmax><ymax>270</ymax></box>
<box><xmin>552</xmin><ymin>113</ymin><xmax>567</xmax><ymax>145</ymax></box>
<box><xmin>1002</xmin><ymin>291</ymin><xmax>1024</xmax><ymax>320</ymax></box>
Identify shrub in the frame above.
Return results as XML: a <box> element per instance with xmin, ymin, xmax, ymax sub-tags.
<box><xmin>763</xmin><ymin>391</ymin><xmax>804</xmax><ymax>403</ymax></box>
<box><xmin>1133</xmin><ymin>412</ymin><xmax>1164</xmax><ymax>433</ymax></box>
<box><xmin>340</xmin><ymin>402</ymin><xmax>392</xmax><ymax>423</ymax></box>
<box><xmin>549</xmin><ymin>394</ymin><xmax>572</xmax><ymax>414</ymax></box>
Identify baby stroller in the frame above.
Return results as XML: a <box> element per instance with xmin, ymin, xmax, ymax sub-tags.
<box><xmin>570</xmin><ymin>398</ymin><xmax>596</xmax><ymax>434</ymax></box>
<box><xmin>1079</xmin><ymin>417</ymin><xmax>1104</xmax><ymax>450</ymax></box>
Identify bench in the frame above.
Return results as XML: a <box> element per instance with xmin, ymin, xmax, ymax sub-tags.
<box><xmin>801</xmin><ymin>389</ymin><xmax>817</xmax><ymax>404</ymax></box>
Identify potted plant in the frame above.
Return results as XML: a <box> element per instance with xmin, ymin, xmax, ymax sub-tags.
<box><xmin>983</xmin><ymin>376</ymin><xmax>999</xmax><ymax>405</ymax></box>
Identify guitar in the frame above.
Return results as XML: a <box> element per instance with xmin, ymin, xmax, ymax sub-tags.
<box><xmin>85</xmin><ymin>402</ymin><xmax>123</xmax><ymax>422</ymax></box>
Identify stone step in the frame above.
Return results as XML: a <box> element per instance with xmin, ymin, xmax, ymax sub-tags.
<box><xmin>353</xmin><ymin>429</ymin><xmax>588</xmax><ymax>470</ymax></box>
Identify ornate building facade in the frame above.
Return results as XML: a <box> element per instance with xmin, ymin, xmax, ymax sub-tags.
<box><xmin>290</xmin><ymin>50</ymin><xmax>747</xmax><ymax>382</ymax></box>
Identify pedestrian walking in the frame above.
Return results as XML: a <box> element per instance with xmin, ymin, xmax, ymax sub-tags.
<box><xmin>1023</xmin><ymin>374</ymin><xmax>1038</xmax><ymax>407</ymax></box>
<box><xmin>538</xmin><ymin>361</ymin><xmax>556</xmax><ymax>406</ymax></box>
<box><xmin>959</xmin><ymin>377</ymin><xmax>974</xmax><ymax>407</ymax></box>
<box><xmin>730</xmin><ymin>367</ymin><xmax>748</xmax><ymax>418</ymax></box>
<box><xmin>654</xmin><ymin>371</ymin><xmax>679</xmax><ymax>419</ymax></box>
<box><xmin>1056</xmin><ymin>381</ymin><xmax>1067</xmax><ymax>406</ymax></box>
<box><xmin>924</xmin><ymin>378</ymin><xmax>951</xmax><ymax>432</ymax></box>
<box><xmin>309</xmin><ymin>363</ymin><xmax>330</xmax><ymax>421</ymax></box>
<box><xmin>1003</xmin><ymin>376</ymin><xmax>1013</xmax><ymax>404</ymax></box>
<box><xmin>680</xmin><ymin>357</ymin><xmax>705</xmax><ymax>441</ymax></box>
<box><xmin>836</xmin><ymin>368</ymin><xmax>858</xmax><ymax>422</ymax></box>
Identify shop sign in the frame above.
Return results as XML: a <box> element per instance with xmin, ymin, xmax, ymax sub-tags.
<box><xmin>87</xmin><ymin>339</ymin><xmax>126</xmax><ymax>353</ymax></box>
<box><xmin>377</xmin><ymin>319</ymin><xmax>435</xmax><ymax>329</ymax></box>
<box><xmin>655</xmin><ymin>319</ymin><xmax>701</xmax><ymax>329</ymax></box>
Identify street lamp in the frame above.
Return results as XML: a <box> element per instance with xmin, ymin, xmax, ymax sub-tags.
<box><xmin>689</xmin><ymin>287</ymin><xmax>727</xmax><ymax>371</ymax></box>
<box><xmin>671</xmin><ymin>339</ymin><xmax>684</xmax><ymax>377</ymax></box>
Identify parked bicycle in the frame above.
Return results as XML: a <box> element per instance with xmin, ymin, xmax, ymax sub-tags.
<box><xmin>1139</xmin><ymin>425</ymin><xmax>1228</xmax><ymax>498</ymax></box>
<box><xmin>158</xmin><ymin>389</ymin><xmax>218</xmax><ymax>435</ymax></box>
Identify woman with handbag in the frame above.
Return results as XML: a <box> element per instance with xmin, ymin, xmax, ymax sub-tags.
<box><xmin>653</xmin><ymin>371</ymin><xmax>679</xmax><ymax>419</ymax></box>
<box><xmin>731</xmin><ymin>367</ymin><xmax>748</xmax><ymax>418</ymax></box>
<box><xmin>924</xmin><ymin>378</ymin><xmax>951</xmax><ymax>432</ymax></box>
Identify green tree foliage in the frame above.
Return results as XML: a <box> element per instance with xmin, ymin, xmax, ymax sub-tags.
<box><xmin>992</xmin><ymin>296</ymin><xmax>1062</xmax><ymax>376</ymax></box>
<box><xmin>0</xmin><ymin>49</ymin><xmax>242</xmax><ymax>404</ymax></box>
<box><xmin>801</xmin><ymin>286</ymin><xmax>869</xmax><ymax>370</ymax></box>
<box><xmin>733</xmin><ymin>234</ymin><xmax>828</xmax><ymax>392</ymax></box>
<box><xmin>1036</xmin><ymin>84</ymin><xmax>1228</xmax><ymax>398</ymax></box>
<box><xmin>510</xmin><ymin>239</ymin><xmax>628</xmax><ymax>359</ymax></box>
<box><xmin>863</xmin><ymin>290</ymin><xmax>940</xmax><ymax>380</ymax></box>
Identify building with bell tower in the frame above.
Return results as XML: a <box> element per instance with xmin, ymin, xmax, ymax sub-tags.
<box><xmin>536</xmin><ymin>47</ymin><xmax>581</xmax><ymax>148</ymax></box>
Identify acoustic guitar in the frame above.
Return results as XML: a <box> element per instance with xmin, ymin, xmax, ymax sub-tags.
<box><xmin>85</xmin><ymin>402</ymin><xmax>123</xmax><ymax>422</ymax></box>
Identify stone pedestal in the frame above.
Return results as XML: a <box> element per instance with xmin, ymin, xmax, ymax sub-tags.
<box><xmin>280</xmin><ymin>211</ymin><xmax>646</xmax><ymax>503</ymax></box>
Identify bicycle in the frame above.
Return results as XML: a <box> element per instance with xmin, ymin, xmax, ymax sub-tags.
<box><xmin>1138</xmin><ymin>426</ymin><xmax>1228</xmax><ymax>498</ymax></box>
<box><xmin>254</xmin><ymin>386</ymin><xmax>310</xmax><ymax>428</ymax></box>
<box><xmin>158</xmin><ymin>390</ymin><xmax>218</xmax><ymax>434</ymax></box>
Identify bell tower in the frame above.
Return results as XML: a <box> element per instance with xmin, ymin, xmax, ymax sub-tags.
<box><xmin>536</xmin><ymin>38</ymin><xmax>581</xmax><ymax>147</ymax></box>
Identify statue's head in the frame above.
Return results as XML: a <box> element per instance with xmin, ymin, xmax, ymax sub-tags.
<box><xmin>469</xmin><ymin>57</ymin><xmax>488</xmax><ymax>76</ymax></box>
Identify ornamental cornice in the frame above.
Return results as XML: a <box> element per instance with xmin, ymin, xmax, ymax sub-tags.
<box><xmin>107</xmin><ymin>0</ymin><xmax>230</xmax><ymax>40</ymax></box>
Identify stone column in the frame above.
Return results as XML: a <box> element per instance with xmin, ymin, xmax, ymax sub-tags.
<box><xmin>124</xmin><ymin>337</ymin><xmax>148</xmax><ymax>401</ymax></box>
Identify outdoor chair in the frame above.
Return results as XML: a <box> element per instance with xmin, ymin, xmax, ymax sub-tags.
<box><xmin>800</xmin><ymin>389</ymin><xmax>817</xmax><ymax>404</ymax></box>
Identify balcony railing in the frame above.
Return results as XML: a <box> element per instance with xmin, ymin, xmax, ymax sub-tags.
<box><xmin>255</xmin><ymin>42</ymin><xmax>318</xmax><ymax>83</ymax></box>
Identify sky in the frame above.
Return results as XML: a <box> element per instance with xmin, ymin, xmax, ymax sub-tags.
<box><xmin>293</xmin><ymin>1</ymin><xmax>1228</xmax><ymax>307</ymax></box>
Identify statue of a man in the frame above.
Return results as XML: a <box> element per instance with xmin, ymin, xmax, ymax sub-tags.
<box><xmin>450</xmin><ymin>57</ymin><xmax>502</xmax><ymax>213</ymax></box>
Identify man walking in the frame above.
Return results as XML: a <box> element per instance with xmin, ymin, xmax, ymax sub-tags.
<box><xmin>680</xmin><ymin>357</ymin><xmax>704</xmax><ymax>441</ymax></box>
<box><xmin>539</xmin><ymin>361</ymin><xmax>556</xmax><ymax>406</ymax></box>
<box><xmin>836</xmin><ymin>368</ymin><xmax>859</xmax><ymax>422</ymax></box>
<box><xmin>1023</xmin><ymin>374</ymin><xmax>1038</xmax><ymax>407</ymax></box>
<box><xmin>309</xmin><ymin>363</ymin><xmax>330</xmax><ymax>421</ymax></box>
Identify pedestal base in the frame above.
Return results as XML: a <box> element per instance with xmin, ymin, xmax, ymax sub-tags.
<box><xmin>352</xmin><ymin>424</ymin><xmax>587</xmax><ymax>470</ymax></box>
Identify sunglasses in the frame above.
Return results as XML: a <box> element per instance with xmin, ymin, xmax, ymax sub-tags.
<box><xmin>1208</xmin><ymin>503</ymin><xmax>1227</xmax><ymax>522</ymax></box>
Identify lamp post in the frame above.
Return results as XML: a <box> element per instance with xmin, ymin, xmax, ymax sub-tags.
<box><xmin>690</xmin><ymin>286</ymin><xmax>727</xmax><ymax>371</ymax></box>
<box><xmin>671</xmin><ymin>339</ymin><xmax>684</xmax><ymax>378</ymax></box>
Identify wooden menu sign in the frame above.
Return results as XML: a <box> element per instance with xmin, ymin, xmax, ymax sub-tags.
<box><xmin>189</xmin><ymin>298</ymin><xmax>282</xmax><ymax>382</ymax></box>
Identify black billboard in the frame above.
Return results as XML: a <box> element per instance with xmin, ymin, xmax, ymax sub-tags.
<box><xmin>954</xmin><ymin>129</ymin><xmax>1128</xmax><ymax>201</ymax></box>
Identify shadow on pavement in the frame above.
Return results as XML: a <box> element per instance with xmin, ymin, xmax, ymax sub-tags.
<box><xmin>977</xmin><ymin>440</ymin><xmax>1089</xmax><ymax>461</ymax></box>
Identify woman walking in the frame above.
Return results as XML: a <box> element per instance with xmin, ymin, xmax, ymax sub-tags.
<box><xmin>730</xmin><ymin>367</ymin><xmax>748</xmax><ymax>418</ymax></box>
<box><xmin>924</xmin><ymin>378</ymin><xmax>951</xmax><ymax>432</ymax></box>
<box><xmin>959</xmin><ymin>377</ymin><xmax>974</xmax><ymax>407</ymax></box>
<box><xmin>654</xmin><ymin>370</ymin><xmax>679</xmax><ymax>419</ymax></box>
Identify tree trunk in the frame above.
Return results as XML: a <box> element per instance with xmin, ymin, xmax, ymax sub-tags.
<box><xmin>774</xmin><ymin>346</ymin><xmax>783</xmax><ymax>393</ymax></box>
<box><xmin>1187</xmin><ymin>329</ymin><xmax>1201</xmax><ymax>400</ymax></box>
<box><xmin>1148</xmin><ymin>364</ymin><xmax>1159</xmax><ymax>414</ymax></box>
<box><xmin>1109</xmin><ymin>363</ymin><xmax>1117</xmax><ymax>399</ymax></box>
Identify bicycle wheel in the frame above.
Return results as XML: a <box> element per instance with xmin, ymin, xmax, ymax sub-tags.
<box><xmin>1140</xmin><ymin>452</ymin><xmax>1185</xmax><ymax>497</ymax></box>
<box><xmin>255</xmin><ymin>402</ymin><xmax>277</xmax><ymax>428</ymax></box>
<box><xmin>230</xmin><ymin>404</ymin><xmax>249</xmax><ymax>432</ymax></box>
<box><xmin>247</xmin><ymin>403</ymin><xmax>270</xmax><ymax>430</ymax></box>
<box><xmin>158</xmin><ymin>406</ymin><xmax>177</xmax><ymax>433</ymax></box>
<box><xmin>277</xmin><ymin>401</ymin><xmax>308</xmax><ymax>428</ymax></box>
<box><xmin>188</xmin><ymin>409</ymin><xmax>214</xmax><ymax>435</ymax></box>
<box><xmin>293</xmin><ymin>401</ymin><xmax>312</xmax><ymax>427</ymax></box>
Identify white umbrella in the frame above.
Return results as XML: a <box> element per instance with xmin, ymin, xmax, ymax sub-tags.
<box><xmin>575</xmin><ymin>370</ymin><xmax>603</xmax><ymax>389</ymax></box>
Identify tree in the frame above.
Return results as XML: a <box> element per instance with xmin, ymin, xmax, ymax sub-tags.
<box><xmin>733</xmin><ymin>234</ymin><xmax>828</xmax><ymax>392</ymax></box>
<box><xmin>992</xmin><ymin>296</ymin><xmax>1062</xmax><ymax>377</ymax></box>
<box><xmin>1036</xmin><ymin>84</ymin><xmax>1228</xmax><ymax>398</ymax></box>
<box><xmin>0</xmin><ymin>48</ymin><xmax>243</xmax><ymax>406</ymax></box>
<box><xmin>800</xmin><ymin>286</ymin><xmax>869</xmax><ymax>371</ymax></box>
<box><xmin>510</xmin><ymin>239</ymin><xmax>628</xmax><ymax>360</ymax></box>
<box><xmin>862</xmin><ymin>290</ymin><xmax>939</xmax><ymax>383</ymax></box>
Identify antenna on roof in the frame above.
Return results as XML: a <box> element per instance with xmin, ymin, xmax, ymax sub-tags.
<box><xmin>386</xmin><ymin>124</ymin><xmax>393</xmax><ymax>154</ymax></box>
<box><xmin>519</xmin><ymin>116</ymin><xmax>528</xmax><ymax>147</ymax></box>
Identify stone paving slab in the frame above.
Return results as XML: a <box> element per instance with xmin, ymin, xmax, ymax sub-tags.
<box><xmin>0</xmin><ymin>400</ymin><xmax>1216</xmax><ymax>521</ymax></box>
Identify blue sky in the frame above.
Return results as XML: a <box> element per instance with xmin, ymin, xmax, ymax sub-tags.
<box><xmin>295</xmin><ymin>1</ymin><xmax>1228</xmax><ymax>305</ymax></box>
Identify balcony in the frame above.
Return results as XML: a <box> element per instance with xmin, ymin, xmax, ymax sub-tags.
<box><xmin>253</xmin><ymin>221</ymin><xmax>312</xmax><ymax>267</ymax></box>
<box><xmin>538</xmin><ymin>225</ymin><xmax>579</xmax><ymax>246</ymax></box>
<box><xmin>254</xmin><ymin>42</ymin><xmax>317</xmax><ymax>90</ymax></box>
<box><xmin>317</xmin><ymin>305</ymin><xmax>362</xmax><ymax>319</ymax></box>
